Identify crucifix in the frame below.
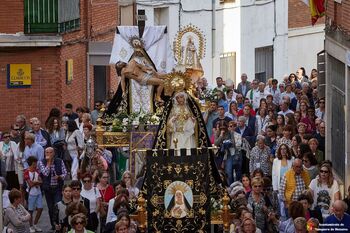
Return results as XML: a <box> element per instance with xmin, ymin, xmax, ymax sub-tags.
<box><xmin>137</xmin><ymin>9</ymin><xmax>146</xmax><ymax>38</ymax></box>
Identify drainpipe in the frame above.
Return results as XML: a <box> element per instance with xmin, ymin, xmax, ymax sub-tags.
<box><xmin>86</xmin><ymin>0</ymin><xmax>92</xmax><ymax>108</ymax></box>
<box><xmin>212</xmin><ymin>0</ymin><xmax>216</xmax><ymax>84</ymax></box>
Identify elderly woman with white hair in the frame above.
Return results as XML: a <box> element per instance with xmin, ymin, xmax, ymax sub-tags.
<box><xmin>249</xmin><ymin>135</ymin><xmax>272</xmax><ymax>177</ymax></box>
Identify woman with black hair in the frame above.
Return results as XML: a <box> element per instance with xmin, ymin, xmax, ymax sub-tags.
<box><xmin>65</xmin><ymin>120</ymin><xmax>84</xmax><ymax>180</ymax></box>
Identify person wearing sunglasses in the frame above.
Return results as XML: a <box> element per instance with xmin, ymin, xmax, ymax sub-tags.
<box><xmin>309</xmin><ymin>163</ymin><xmax>340</xmax><ymax>219</ymax></box>
<box><xmin>0</xmin><ymin>131</ymin><xmax>19</xmax><ymax>190</ymax></box>
<box><xmin>247</xmin><ymin>177</ymin><xmax>272</xmax><ymax>232</ymax></box>
<box><xmin>68</xmin><ymin>213</ymin><xmax>93</xmax><ymax>233</ymax></box>
<box><xmin>69</xmin><ymin>180</ymin><xmax>96</xmax><ymax>232</ymax></box>
<box><xmin>80</xmin><ymin>173</ymin><xmax>101</xmax><ymax>232</ymax></box>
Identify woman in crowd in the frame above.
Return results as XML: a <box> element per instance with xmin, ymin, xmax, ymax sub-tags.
<box><xmin>68</xmin><ymin>213</ymin><xmax>94</xmax><ymax>233</ymax></box>
<box><xmin>97</xmin><ymin>171</ymin><xmax>115</xmax><ymax>231</ymax></box>
<box><xmin>293</xmin><ymin>217</ymin><xmax>307</xmax><ymax>233</ymax></box>
<box><xmin>267</xmin><ymin>109</ymin><xmax>277</xmax><ymax>125</ymax></box>
<box><xmin>45</xmin><ymin>107</ymin><xmax>62</xmax><ymax>129</ymax></box>
<box><xmin>47</xmin><ymin>117</ymin><xmax>66</xmax><ymax>159</ymax></box>
<box><xmin>63</xmin><ymin>201</ymin><xmax>88</xmax><ymax>231</ymax></box>
<box><xmin>249</xmin><ymin>135</ymin><xmax>271</xmax><ymax>177</ymax></box>
<box><xmin>309</xmin><ymin>163</ymin><xmax>340</xmax><ymax>219</ymax></box>
<box><xmin>276</xmin><ymin>125</ymin><xmax>293</xmax><ymax>149</ymax></box>
<box><xmin>291</xmin><ymin>135</ymin><xmax>302</xmax><ymax>158</ymax></box>
<box><xmin>0</xmin><ymin>131</ymin><xmax>19</xmax><ymax>190</ymax></box>
<box><xmin>242</xmin><ymin>174</ymin><xmax>251</xmax><ymax>194</ymax></box>
<box><xmin>247</xmin><ymin>177</ymin><xmax>271</xmax><ymax>232</ymax></box>
<box><xmin>225</xmin><ymin>101</ymin><xmax>239</xmax><ymax>121</ymax></box>
<box><xmin>122</xmin><ymin>171</ymin><xmax>139</xmax><ymax>200</ymax></box>
<box><xmin>302</xmin><ymin>152</ymin><xmax>319</xmax><ymax>180</ymax></box>
<box><xmin>14</xmin><ymin>131</ymin><xmax>25</xmax><ymax>197</ymax></box>
<box><xmin>74</xmin><ymin>107</ymin><xmax>86</xmax><ymax>133</ymax></box>
<box><xmin>255</xmin><ymin>108</ymin><xmax>269</xmax><ymax>136</ymax></box>
<box><xmin>297</xmin><ymin>193</ymin><xmax>323</xmax><ymax>223</ymax></box>
<box><xmin>54</xmin><ymin>184</ymin><xmax>73</xmax><ymax>233</ymax></box>
<box><xmin>4</xmin><ymin>188</ymin><xmax>31</xmax><ymax>233</ymax></box>
<box><xmin>294</xmin><ymin>110</ymin><xmax>301</xmax><ymax>123</ymax></box>
<box><xmin>299</xmin><ymin>100</ymin><xmax>308</xmax><ymax>118</ymax></box>
<box><xmin>65</xmin><ymin>120</ymin><xmax>84</xmax><ymax>180</ymax></box>
<box><xmin>114</xmin><ymin>221</ymin><xmax>129</xmax><ymax>233</ymax></box>
<box><xmin>259</xmin><ymin>98</ymin><xmax>268</xmax><ymax>110</ymax></box>
<box><xmin>285</xmin><ymin>112</ymin><xmax>297</xmax><ymax>135</ymax></box>
<box><xmin>80</xmin><ymin>173</ymin><xmax>101</xmax><ymax>232</ymax></box>
<box><xmin>308</xmin><ymin>138</ymin><xmax>324</xmax><ymax>165</ymax></box>
<box><xmin>272</xmin><ymin>144</ymin><xmax>293</xmax><ymax>192</ymax></box>
<box><xmin>240</xmin><ymin>217</ymin><xmax>258</xmax><ymax>233</ymax></box>
<box><xmin>276</xmin><ymin>114</ymin><xmax>285</xmax><ymax>137</ymax></box>
<box><xmin>264</xmin><ymin>125</ymin><xmax>278</xmax><ymax>158</ymax></box>
<box><xmin>83</xmin><ymin>123</ymin><xmax>93</xmax><ymax>143</ymax></box>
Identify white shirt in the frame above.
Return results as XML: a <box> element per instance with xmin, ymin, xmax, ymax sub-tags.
<box><xmin>81</xmin><ymin>187</ymin><xmax>101</xmax><ymax>213</ymax></box>
<box><xmin>106</xmin><ymin>198</ymin><xmax>117</xmax><ymax>223</ymax></box>
<box><xmin>309</xmin><ymin>178</ymin><xmax>339</xmax><ymax>219</ymax></box>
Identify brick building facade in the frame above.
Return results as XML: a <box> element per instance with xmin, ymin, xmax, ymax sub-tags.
<box><xmin>0</xmin><ymin>0</ymin><xmax>118</xmax><ymax>131</ymax></box>
<box><xmin>287</xmin><ymin>0</ymin><xmax>325</xmax><ymax>75</ymax></box>
<box><xmin>324</xmin><ymin>0</ymin><xmax>350</xmax><ymax>192</ymax></box>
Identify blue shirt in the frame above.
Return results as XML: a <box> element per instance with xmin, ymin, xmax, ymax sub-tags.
<box><xmin>203</xmin><ymin>111</ymin><xmax>219</xmax><ymax>138</ymax></box>
<box><xmin>23</xmin><ymin>142</ymin><xmax>44</xmax><ymax>169</ymax></box>
<box><xmin>323</xmin><ymin>213</ymin><xmax>350</xmax><ymax>233</ymax></box>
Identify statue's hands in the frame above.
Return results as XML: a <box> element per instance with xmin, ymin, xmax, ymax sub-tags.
<box><xmin>122</xmin><ymin>92</ymin><xmax>127</xmax><ymax>98</ymax></box>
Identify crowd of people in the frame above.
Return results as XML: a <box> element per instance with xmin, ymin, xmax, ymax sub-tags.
<box><xmin>0</xmin><ymin>66</ymin><xmax>350</xmax><ymax>233</ymax></box>
<box><xmin>198</xmin><ymin>68</ymin><xmax>350</xmax><ymax>232</ymax></box>
<box><xmin>0</xmin><ymin>100</ymin><xmax>139</xmax><ymax>233</ymax></box>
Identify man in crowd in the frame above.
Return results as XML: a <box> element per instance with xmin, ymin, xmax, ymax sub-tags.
<box><xmin>252</xmin><ymin>82</ymin><xmax>270</xmax><ymax>110</ymax></box>
<box><xmin>245</xmin><ymin>79</ymin><xmax>259</xmax><ymax>104</ymax></box>
<box><xmin>91</xmin><ymin>100</ymin><xmax>103</xmax><ymax>125</ymax></box>
<box><xmin>23</xmin><ymin>132</ymin><xmax>44</xmax><ymax>169</ymax></box>
<box><xmin>38</xmin><ymin>147</ymin><xmax>67</xmax><ymax>231</ymax></box>
<box><xmin>279</xmin><ymin>159</ymin><xmax>310</xmax><ymax>212</ymax></box>
<box><xmin>31</xmin><ymin>119</ymin><xmax>51</xmax><ymax>149</ymax></box>
<box><xmin>214</xmin><ymin>76</ymin><xmax>225</xmax><ymax>92</ymax></box>
<box><xmin>237</xmin><ymin>73</ymin><xmax>251</xmax><ymax>97</ymax></box>
<box><xmin>323</xmin><ymin>200</ymin><xmax>350</xmax><ymax>232</ymax></box>
<box><xmin>64</xmin><ymin>103</ymin><xmax>79</xmax><ymax>121</ymax></box>
<box><xmin>203</xmin><ymin>100</ymin><xmax>219</xmax><ymax>138</ymax></box>
<box><xmin>213</xmin><ymin>106</ymin><xmax>232</xmax><ymax>129</ymax></box>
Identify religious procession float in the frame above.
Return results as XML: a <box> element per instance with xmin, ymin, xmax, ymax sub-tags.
<box><xmin>94</xmin><ymin>25</ymin><xmax>235</xmax><ymax>232</ymax></box>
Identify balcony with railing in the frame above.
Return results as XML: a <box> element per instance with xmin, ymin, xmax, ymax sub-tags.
<box><xmin>24</xmin><ymin>0</ymin><xmax>80</xmax><ymax>34</ymax></box>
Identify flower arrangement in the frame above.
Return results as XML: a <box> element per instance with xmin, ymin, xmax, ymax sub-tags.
<box><xmin>199</xmin><ymin>89</ymin><xmax>219</xmax><ymax>102</ymax></box>
<box><xmin>210</xmin><ymin>197</ymin><xmax>223</xmax><ymax>215</ymax></box>
<box><xmin>104</xmin><ymin>110</ymin><xmax>161</xmax><ymax>132</ymax></box>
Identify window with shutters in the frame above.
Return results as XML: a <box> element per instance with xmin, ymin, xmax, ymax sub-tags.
<box><xmin>255</xmin><ymin>46</ymin><xmax>273</xmax><ymax>83</ymax></box>
<box><xmin>24</xmin><ymin>0</ymin><xmax>80</xmax><ymax>34</ymax></box>
<box><xmin>220</xmin><ymin>52</ymin><xmax>236</xmax><ymax>83</ymax></box>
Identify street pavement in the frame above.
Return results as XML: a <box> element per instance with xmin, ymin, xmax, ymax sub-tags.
<box><xmin>36</xmin><ymin>196</ymin><xmax>54</xmax><ymax>233</ymax></box>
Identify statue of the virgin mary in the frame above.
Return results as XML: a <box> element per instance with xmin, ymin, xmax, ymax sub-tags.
<box><xmin>167</xmin><ymin>91</ymin><xmax>196</xmax><ymax>151</ymax></box>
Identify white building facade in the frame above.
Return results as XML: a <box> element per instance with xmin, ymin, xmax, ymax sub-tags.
<box><xmin>137</xmin><ymin>0</ymin><xmax>288</xmax><ymax>85</ymax></box>
<box><xmin>288</xmin><ymin>22</ymin><xmax>325</xmax><ymax>76</ymax></box>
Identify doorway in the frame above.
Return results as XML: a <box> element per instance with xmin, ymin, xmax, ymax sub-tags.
<box><xmin>94</xmin><ymin>66</ymin><xmax>107</xmax><ymax>102</ymax></box>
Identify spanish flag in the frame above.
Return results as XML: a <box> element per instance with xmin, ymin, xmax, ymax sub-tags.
<box><xmin>302</xmin><ymin>0</ymin><xmax>326</xmax><ymax>25</ymax></box>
